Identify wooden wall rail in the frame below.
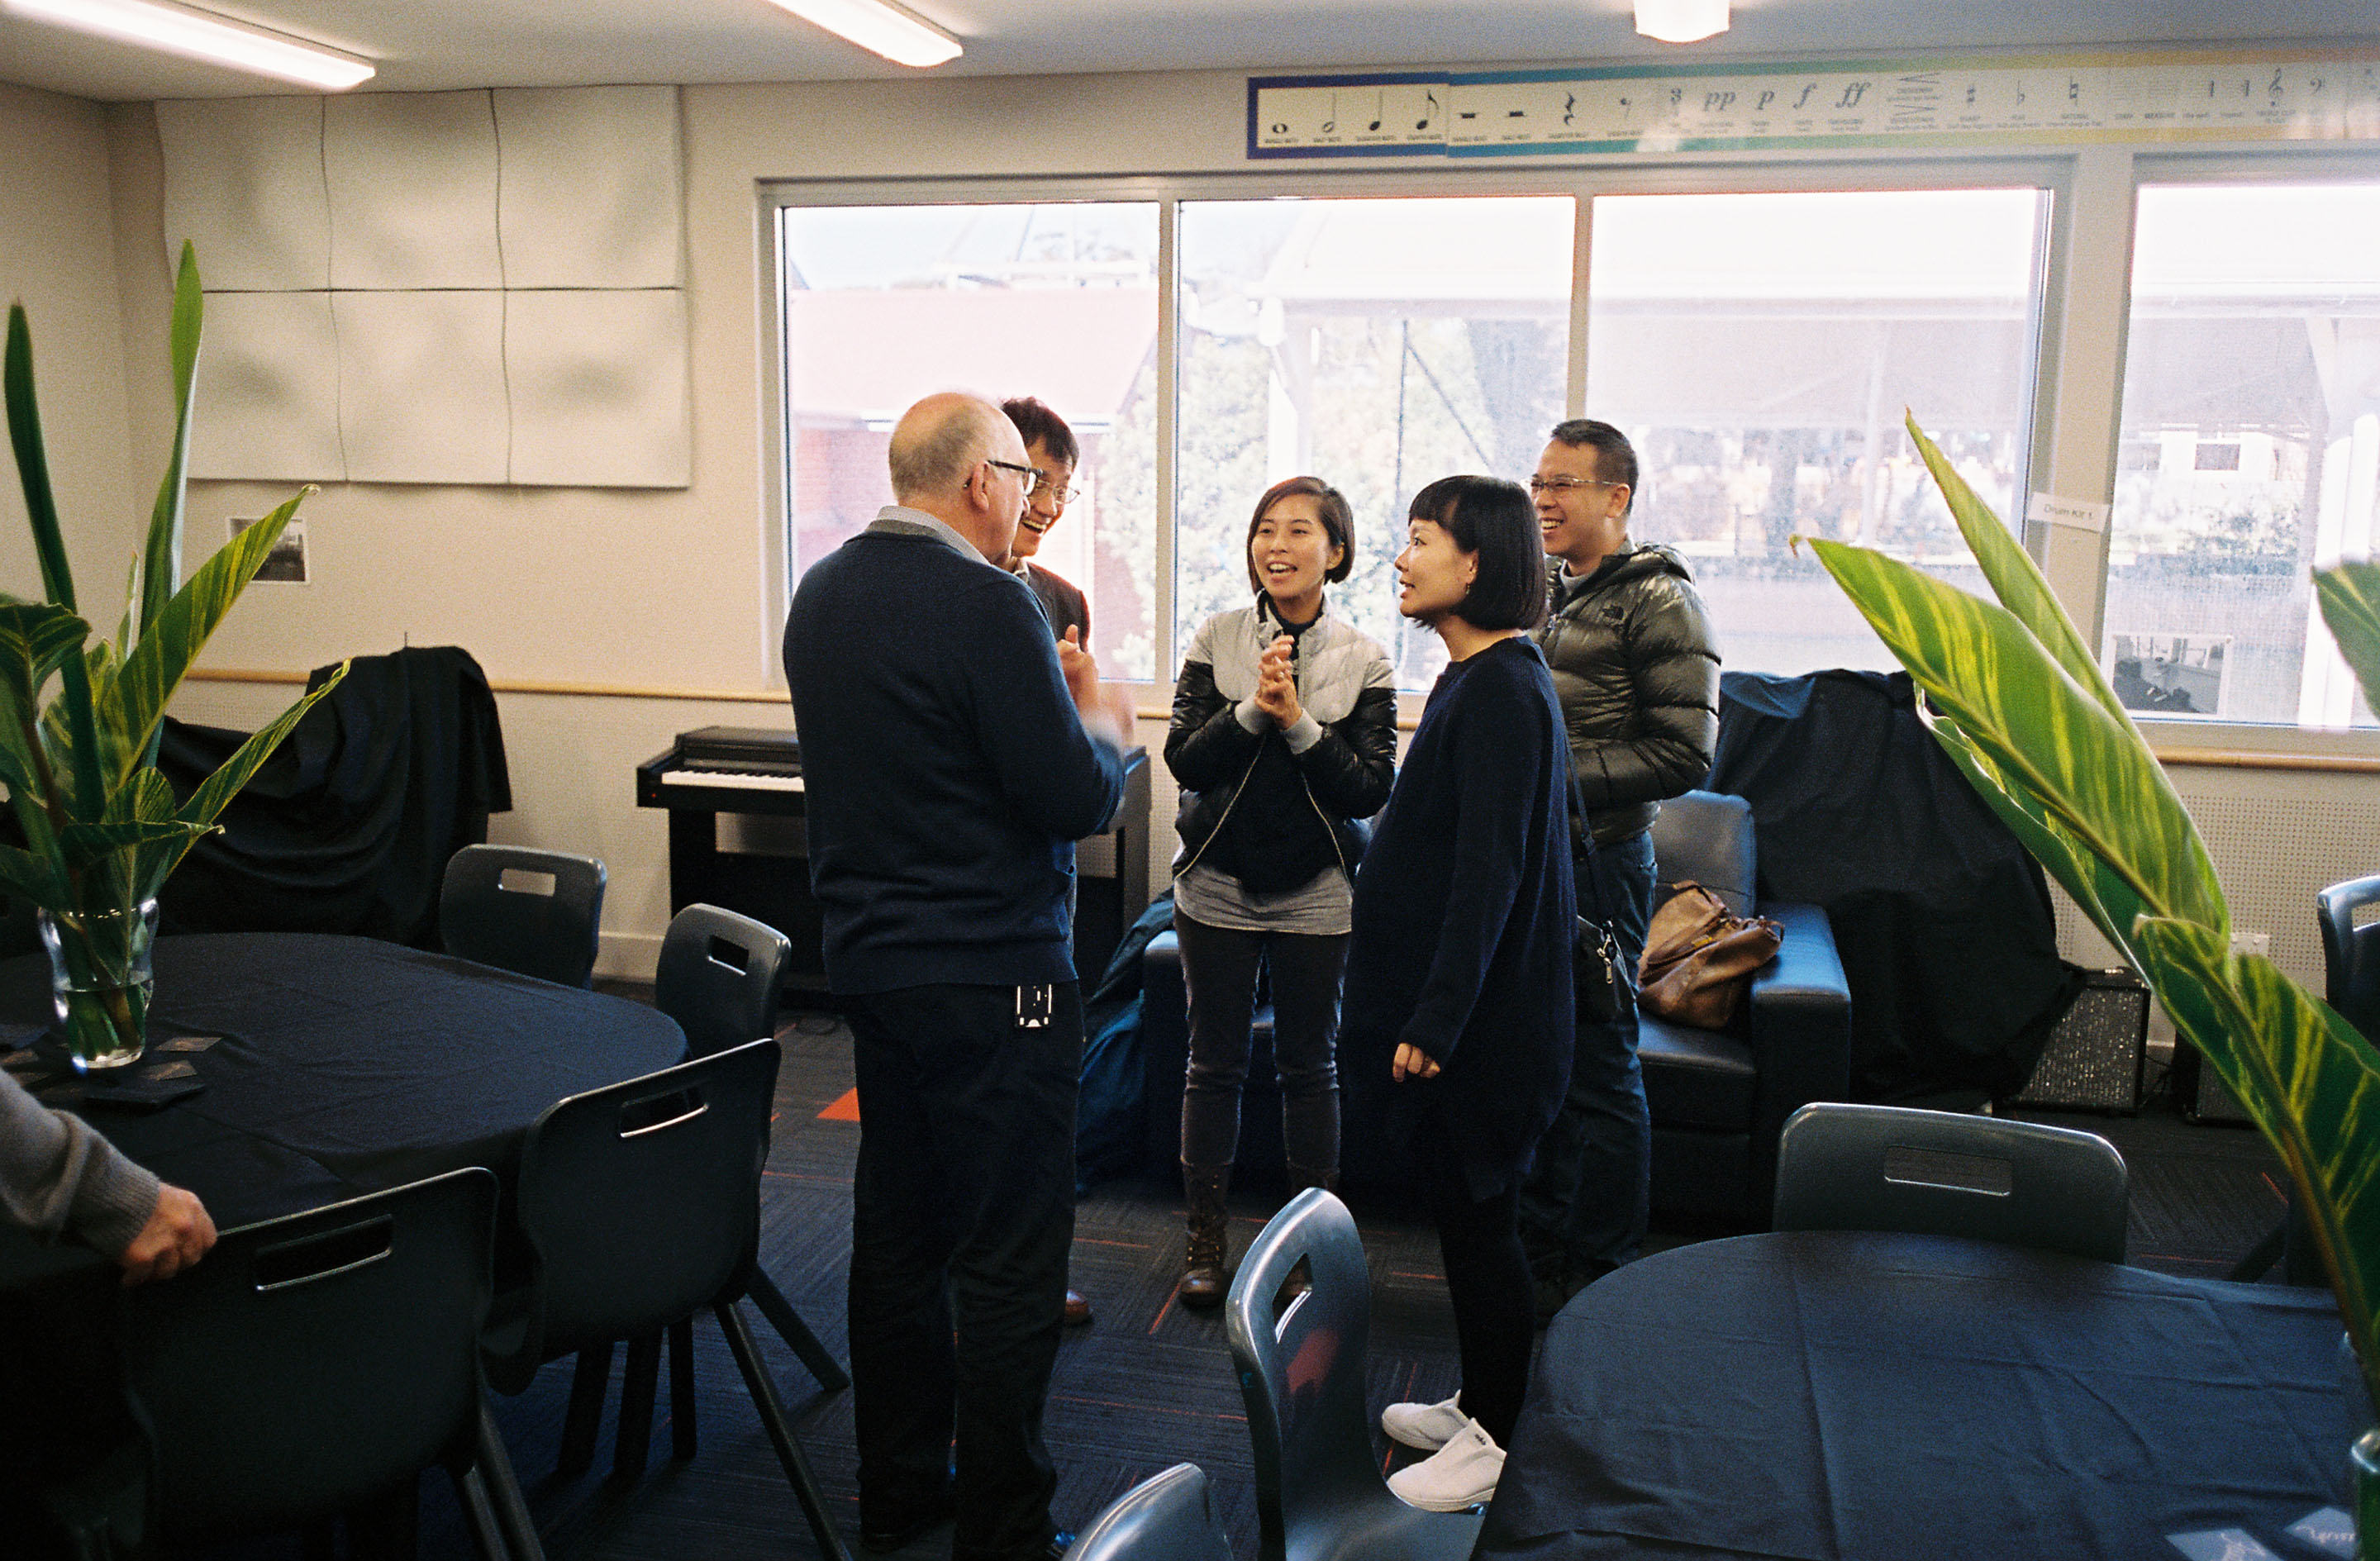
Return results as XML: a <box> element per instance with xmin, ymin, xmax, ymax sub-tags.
<box><xmin>181</xmin><ymin>669</ymin><xmax>2380</xmax><ymax>773</ymax></box>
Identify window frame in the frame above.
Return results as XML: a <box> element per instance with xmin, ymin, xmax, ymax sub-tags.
<box><xmin>759</xmin><ymin>149</ymin><xmax>2380</xmax><ymax>754</ymax></box>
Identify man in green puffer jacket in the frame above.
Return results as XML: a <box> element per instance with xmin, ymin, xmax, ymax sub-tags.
<box><xmin>1520</xmin><ymin>419</ymin><xmax>1720</xmax><ymax>1315</ymax></box>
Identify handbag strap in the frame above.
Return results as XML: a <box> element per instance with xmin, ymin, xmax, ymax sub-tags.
<box><xmin>1565</xmin><ymin>762</ymin><xmax>1621</xmax><ymax>929</ymax></box>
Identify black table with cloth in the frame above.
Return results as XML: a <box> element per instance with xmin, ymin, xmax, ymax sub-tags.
<box><xmin>0</xmin><ymin>932</ymin><xmax>686</xmax><ymax>1230</ymax></box>
<box><xmin>1476</xmin><ymin>1230</ymin><xmax>2353</xmax><ymax>1561</ymax></box>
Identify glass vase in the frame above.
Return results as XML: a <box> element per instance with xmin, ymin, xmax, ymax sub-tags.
<box><xmin>37</xmin><ymin>898</ymin><xmax>157</xmax><ymax>1073</ymax></box>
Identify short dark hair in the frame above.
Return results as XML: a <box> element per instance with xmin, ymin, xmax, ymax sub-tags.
<box><xmin>1001</xmin><ymin>397</ymin><xmax>1079</xmax><ymax>469</ymax></box>
<box><xmin>1245</xmin><ymin>477</ymin><xmax>1356</xmax><ymax>596</ymax></box>
<box><xmin>1408</xmin><ymin>475</ymin><xmax>1546</xmax><ymax>631</ymax></box>
<box><xmin>1549</xmin><ymin>418</ymin><xmax>1638</xmax><ymax>514</ymax></box>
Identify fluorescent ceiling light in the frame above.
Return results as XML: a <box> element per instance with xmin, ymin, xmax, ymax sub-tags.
<box><xmin>1635</xmin><ymin>0</ymin><xmax>1729</xmax><ymax>44</ymax></box>
<box><xmin>2</xmin><ymin>0</ymin><xmax>374</xmax><ymax>88</ymax></box>
<box><xmin>763</xmin><ymin>0</ymin><xmax>961</xmax><ymax>69</ymax></box>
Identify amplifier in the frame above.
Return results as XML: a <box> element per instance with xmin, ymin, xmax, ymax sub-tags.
<box><xmin>2013</xmin><ymin>967</ymin><xmax>2149</xmax><ymax>1113</ymax></box>
<box><xmin>2183</xmin><ymin>1043</ymin><xmax>2257</xmax><ymax>1125</ymax></box>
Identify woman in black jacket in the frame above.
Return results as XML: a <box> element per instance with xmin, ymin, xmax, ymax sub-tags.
<box><xmin>1341</xmin><ymin>474</ymin><xmax>1573</xmax><ymax>1512</ymax></box>
<box><xmin>1164</xmin><ymin>476</ymin><xmax>1397</xmax><ymax>1309</ymax></box>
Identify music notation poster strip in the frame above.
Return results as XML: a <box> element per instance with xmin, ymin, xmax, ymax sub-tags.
<box><xmin>1247</xmin><ymin>53</ymin><xmax>2380</xmax><ymax>159</ymax></box>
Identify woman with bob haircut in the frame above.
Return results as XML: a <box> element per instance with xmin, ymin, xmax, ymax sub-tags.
<box><xmin>1339</xmin><ymin>474</ymin><xmax>1575</xmax><ymax>1512</ymax></box>
<box><xmin>1164</xmin><ymin>475</ymin><xmax>1398</xmax><ymax>1309</ymax></box>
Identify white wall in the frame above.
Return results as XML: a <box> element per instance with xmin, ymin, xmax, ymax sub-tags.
<box><xmin>0</xmin><ymin>82</ymin><xmax>138</xmax><ymax>609</ymax></box>
<box><xmin>82</xmin><ymin>68</ymin><xmax>2380</xmax><ymax>988</ymax></box>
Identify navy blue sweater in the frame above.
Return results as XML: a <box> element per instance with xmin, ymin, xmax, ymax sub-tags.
<box><xmin>1341</xmin><ymin>635</ymin><xmax>1576</xmax><ymax>1185</ymax></box>
<box><xmin>783</xmin><ymin>514</ymin><xmax>1128</xmax><ymax>994</ymax></box>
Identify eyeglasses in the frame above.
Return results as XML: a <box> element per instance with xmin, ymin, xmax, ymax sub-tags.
<box><xmin>1031</xmin><ymin>473</ymin><xmax>1077</xmax><ymax>506</ymax></box>
<box><xmin>1528</xmin><ymin>476</ymin><xmax>1623</xmax><ymax>495</ymax></box>
<box><xmin>985</xmin><ymin>459</ymin><xmax>1041</xmax><ymax>493</ymax></box>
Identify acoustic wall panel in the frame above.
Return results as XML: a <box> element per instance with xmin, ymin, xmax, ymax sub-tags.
<box><xmin>505</xmin><ymin>291</ymin><xmax>690</xmax><ymax>488</ymax></box>
<box><xmin>324</xmin><ymin>92</ymin><xmax>502</xmax><ymax>290</ymax></box>
<box><xmin>157</xmin><ymin>98</ymin><xmax>330</xmax><ymax>291</ymax></box>
<box><xmin>188</xmin><ymin>293</ymin><xmax>343</xmax><ymax>482</ymax></box>
<box><xmin>333</xmin><ymin>292</ymin><xmax>507</xmax><ymax>484</ymax></box>
<box><xmin>493</xmin><ymin>86</ymin><xmax>684</xmax><ymax>290</ymax></box>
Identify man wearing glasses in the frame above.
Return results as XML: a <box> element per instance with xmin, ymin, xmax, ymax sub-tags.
<box><xmin>999</xmin><ymin>397</ymin><xmax>1090</xmax><ymax>650</ymax></box>
<box><xmin>786</xmin><ymin>392</ymin><xmax>1132</xmax><ymax>1561</ymax></box>
<box><xmin>1519</xmin><ymin>418</ymin><xmax>1720</xmax><ymax>1319</ymax></box>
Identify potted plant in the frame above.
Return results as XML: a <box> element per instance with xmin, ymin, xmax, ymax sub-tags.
<box><xmin>2</xmin><ymin>242</ymin><xmax>341</xmax><ymax>1071</ymax></box>
<box><xmin>1809</xmin><ymin>415</ymin><xmax>2380</xmax><ymax>1552</ymax></box>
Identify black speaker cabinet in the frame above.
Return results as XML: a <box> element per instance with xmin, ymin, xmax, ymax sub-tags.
<box><xmin>2013</xmin><ymin>968</ymin><xmax>2149</xmax><ymax>1114</ymax></box>
<box><xmin>2181</xmin><ymin>1040</ymin><xmax>2258</xmax><ymax>1125</ymax></box>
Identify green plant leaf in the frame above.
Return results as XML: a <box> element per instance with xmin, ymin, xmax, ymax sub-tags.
<box><xmin>0</xmin><ymin>603</ymin><xmax>87</xmax><ymax>843</ymax></box>
<box><xmin>140</xmin><ymin>662</ymin><xmax>345</xmax><ymax>897</ymax></box>
<box><xmin>0</xmin><ymin>840</ymin><xmax>65</xmax><ymax>909</ymax></box>
<box><xmin>2</xmin><ymin>303</ymin><xmax>74</xmax><ymax>612</ymax></box>
<box><xmin>2132</xmin><ymin>916</ymin><xmax>2380</xmax><ymax>1410</ymax></box>
<box><xmin>100</xmin><ymin>486</ymin><xmax>309</xmax><ymax>793</ymax></box>
<box><xmin>1808</xmin><ymin>535</ymin><xmax>2226</xmax><ymax>936</ymax></box>
<box><xmin>1901</xmin><ymin>413</ymin><xmax>2131</xmax><ymax>727</ymax></box>
<box><xmin>2316</xmin><ymin>560</ymin><xmax>2380</xmax><ymax>718</ymax></box>
<box><xmin>140</xmin><ymin>243</ymin><xmax>202</xmax><ymax>650</ymax></box>
<box><xmin>60</xmin><ymin>816</ymin><xmax>207</xmax><ymax>866</ymax></box>
<box><xmin>1925</xmin><ymin>710</ymin><xmax>2154</xmax><ymax>969</ymax></box>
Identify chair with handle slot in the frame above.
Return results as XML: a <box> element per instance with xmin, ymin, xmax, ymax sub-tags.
<box><xmin>1070</xmin><ymin>1462</ymin><xmax>1234</xmax><ymax>1561</ymax></box>
<box><xmin>643</xmin><ymin>904</ymin><xmax>849</xmax><ymax>1402</ymax></box>
<box><xmin>1226</xmin><ymin>1188</ymin><xmax>1484</xmax><ymax>1561</ymax></box>
<box><xmin>1771</xmin><ymin>1101</ymin><xmax>2128</xmax><ymax>1263</ymax></box>
<box><xmin>479</xmin><ymin>1037</ymin><xmax>850</xmax><ymax>1561</ymax></box>
<box><xmin>440</xmin><ymin>845</ymin><xmax>607</xmax><ymax>989</ymax></box>
<box><xmin>122</xmin><ymin>1167</ymin><xmax>541</xmax><ymax>1560</ymax></box>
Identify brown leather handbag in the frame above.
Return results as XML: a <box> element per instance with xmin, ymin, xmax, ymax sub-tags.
<box><xmin>1636</xmin><ymin>882</ymin><xmax>1783</xmax><ymax>1030</ymax></box>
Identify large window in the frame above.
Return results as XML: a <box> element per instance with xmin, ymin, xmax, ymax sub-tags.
<box><xmin>2106</xmin><ymin>182</ymin><xmax>2380</xmax><ymax>727</ymax></box>
<box><xmin>778</xmin><ymin>202</ymin><xmax>1160</xmax><ymax>679</ymax></box>
<box><xmin>1174</xmin><ymin>196</ymin><xmax>1573</xmax><ymax>688</ymax></box>
<box><xmin>1584</xmin><ymin>188</ymin><xmax>2048</xmax><ymax>675</ymax></box>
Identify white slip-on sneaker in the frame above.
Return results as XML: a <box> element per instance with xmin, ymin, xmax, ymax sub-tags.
<box><xmin>1387</xmin><ymin>1416</ymin><xmax>1505</xmax><ymax>1511</ymax></box>
<box><xmin>1380</xmin><ymin>1393</ymin><xmax>1469</xmax><ymax>1451</ymax></box>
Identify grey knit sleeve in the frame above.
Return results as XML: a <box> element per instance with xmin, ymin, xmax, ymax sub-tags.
<box><xmin>0</xmin><ymin>1068</ymin><xmax>160</xmax><ymax>1259</ymax></box>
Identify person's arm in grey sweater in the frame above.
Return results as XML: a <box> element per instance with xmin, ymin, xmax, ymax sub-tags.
<box><xmin>1</xmin><ymin>1068</ymin><xmax>215</xmax><ymax>1283</ymax></box>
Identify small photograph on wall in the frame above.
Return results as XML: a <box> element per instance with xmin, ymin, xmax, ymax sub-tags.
<box><xmin>2107</xmin><ymin>632</ymin><xmax>2227</xmax><ymax>718</ymax></box>
<box><xmin>227</xmin><ymin>516</ymin><xmax>308</xmax><ymax>583</ymax></box>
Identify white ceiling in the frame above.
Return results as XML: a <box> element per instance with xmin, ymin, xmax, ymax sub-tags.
<box><xmin>0</xmin><ymin>0</ymin><xmax>2373</xmax><ymax>102</ymax></box>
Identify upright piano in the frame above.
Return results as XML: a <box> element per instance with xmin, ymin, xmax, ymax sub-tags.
<box><xmin>636</xmin><ymin>726</ymin><xmax>1152</xmax><ymax>992</ymax></box>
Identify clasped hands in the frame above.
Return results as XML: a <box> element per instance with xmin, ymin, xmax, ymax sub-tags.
<box><xmin>1254</xmin><ymin>635</ymin><xmax>1302</xmax><ymax>729</ymax></box>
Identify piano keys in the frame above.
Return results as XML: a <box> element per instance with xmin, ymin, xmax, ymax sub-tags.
<box><xmin>636</xmin><ymin>728</ymin><xmax>1150</xmax><ymax>992</ymax></box>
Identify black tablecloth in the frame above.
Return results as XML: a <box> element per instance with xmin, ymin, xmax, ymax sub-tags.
<box><xmin>0</xmin><ymin>932</ymin><xmax>685</xmax><ymax>1229</ymax></box>
<box><xmin>1478</xmin><ymin>1230</ymin><xmax>2353</xmax><ymax>1561</ymax></box>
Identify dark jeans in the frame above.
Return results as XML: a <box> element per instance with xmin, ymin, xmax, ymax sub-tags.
<box><xmin>1519</xmin><ymin>828</ymin><xmax>1654</xmax><ymax>1285</ymax></box>
<box><xmin>845</xmin><ymin>983</ymin><xmax>1081</xmax><ymax>1561</ymax></box>
<box><xmin>1173</xmin><ymin>911</ymin><xmax>1346</xmax><ymax>1175</ymax></box>
<box><xmin>1416</xmin><ymin>1125</ymin><xmax>1533</xmax><ymax>1449</ymax></box>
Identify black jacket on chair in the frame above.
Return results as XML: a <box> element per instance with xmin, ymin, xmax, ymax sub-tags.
<box><xmin>156</xmin><ymin>645</ymin><xmax>512</xmax><ymax>948</ymax></box>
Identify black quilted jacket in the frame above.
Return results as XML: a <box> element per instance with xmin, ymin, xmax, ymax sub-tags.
<box><xmin>1535</xmin><ymin>545</ymin><xmax>1721</xmax><ymax>848</ymax></box>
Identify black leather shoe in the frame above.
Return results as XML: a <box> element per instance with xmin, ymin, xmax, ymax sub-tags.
<box><xmin>860</xmin><ymin>1491</ymin><xmax>955</xmax><ymax>1554</ymax></box>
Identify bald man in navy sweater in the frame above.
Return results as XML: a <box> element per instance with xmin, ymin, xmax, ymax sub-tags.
<box><xmin>786</xmin><ymin>392</ymin><xmax>1132</xmax><ymax>1561</ymax></box>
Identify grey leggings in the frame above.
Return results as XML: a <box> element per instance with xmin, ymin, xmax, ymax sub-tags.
<box><xmin>1174</xmin><ymin>911</ymin><xmax>1346</xmax><ymax>1173</ymax></box>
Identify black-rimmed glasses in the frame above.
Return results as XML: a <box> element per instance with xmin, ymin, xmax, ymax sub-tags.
<box><xmin>986</xmin><ymin>459</ymin><xmax>1042</xmax><ymax>493</ymax></box>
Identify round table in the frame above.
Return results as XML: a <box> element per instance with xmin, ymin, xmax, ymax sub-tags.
<box><xmin>1477</xmin><ymin>1229</ymin><xmax>2354</xmax><ymax>1561</ymax></box>
<box><xmin>0</xmin><ymin>932</ymin><xmax>687</xmax><ymax>1228</ymax></box>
